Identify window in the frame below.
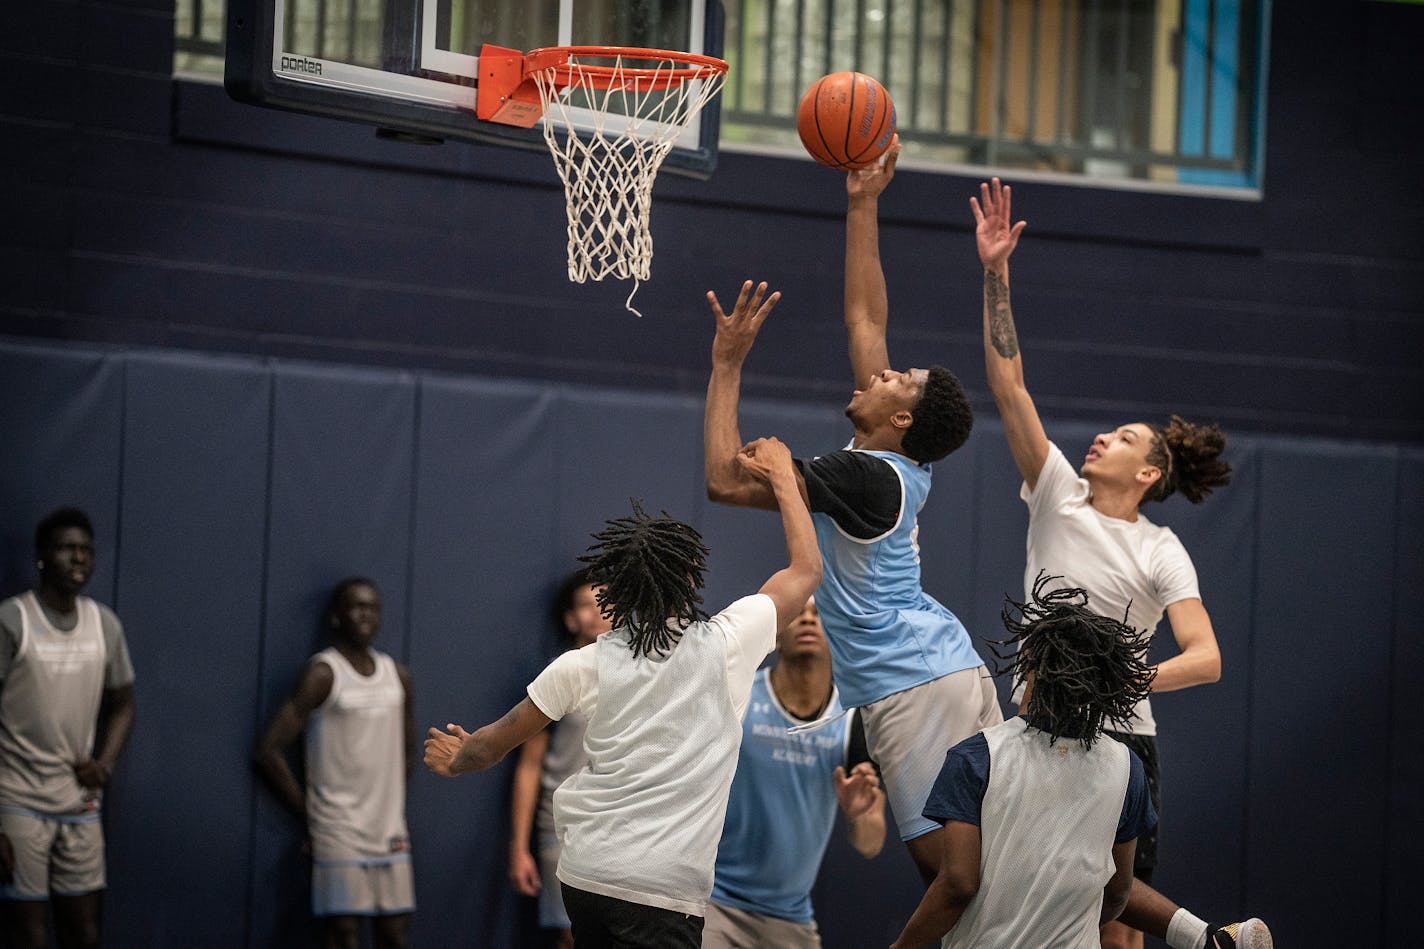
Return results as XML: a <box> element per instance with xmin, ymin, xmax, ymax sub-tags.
<box><xmin>175</xmin><ymin>0</ymin><xmax>1268</xmax><ymax>190</ymax></box>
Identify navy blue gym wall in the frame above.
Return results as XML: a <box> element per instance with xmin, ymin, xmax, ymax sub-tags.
<box><xmin>0</xmin><ymin>0</ymin><xmax>1420</xmax><ymax>946</ymax></box>
<box><xmin>2</xmin><ymin>338</ymin><xmax>1421</xmax><ymax>948</ymax></box>
<box><xmin>0</xmin><ymin>3</ymin><xmax>1420</xmax><ymax>444</ymax></box>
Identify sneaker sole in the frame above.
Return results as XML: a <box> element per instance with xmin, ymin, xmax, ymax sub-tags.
<box><xmin>1238</xmin><ymin>918</ymin><xmax>1273</xmax><ymax>949</ymax></box>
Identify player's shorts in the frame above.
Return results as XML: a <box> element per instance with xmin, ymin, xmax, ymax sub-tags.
<box><xmin>1107</xmin><ymin>731</ymin><xmax>1161</xmax><ymax>883</ymax></box>
<box><xmin>702</xmin><ymin>901</ymin><xmax>821</xmax><ymax>949</ymax></box>
<box><xmin>311</xmin><ymin>856</ymin><xmax>415</xmax><ymax>917</ymax></box>
<box><xmin>560</xmin><ymin>883</ymin><xmax>702</xmax><ymax>949</ymax></box>
<box><xmin>0</xmin><ymin>805</ymin><xmax>105</xmax><ymax>899</ymax></box>
<box><xmin>861</xmin><ymin>666</ymin><xmax>1003</xmax><ymax>841</ymax></box>
<box><xmin>537</xmin><ymin>835</ymin><xmax>571</xmax><ymax>930</ymax></box>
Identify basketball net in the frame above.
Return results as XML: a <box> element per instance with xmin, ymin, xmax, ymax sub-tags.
<box><xmin>528</xmin><ymin>54</ymin><xmax>727</xmax><ymax>316</ymax></box>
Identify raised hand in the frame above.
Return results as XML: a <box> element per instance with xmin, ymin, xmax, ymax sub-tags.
<box><xmin>834</xmin><ymin>762</ymin><xmax>884</xmax><ymax>821</ymax></box>
<box><xmin>708</xmin><ymin>280</ymin><xmax>781</xmax><ymax>367</ymax></box>
<box><xmin>971</xmin><ymin>176</ymin><xmax>1027</xmax><ymax>271</ymax></box>
<box><xmin>846</xmin><ymin>135</ymin><xmax>902</xmax><ymax>200</ymax></box>
<box><xmin>424</xmin><ymin>723</ymin><xmax>474</xmax><ymax>777</ymax></box>
<box><xmin>735</xmin><ymin>436</ymin><xmax>794</xmax><ymax>485</ymax></box>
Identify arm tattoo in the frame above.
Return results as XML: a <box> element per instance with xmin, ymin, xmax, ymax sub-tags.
<box><xmin>984</xmin><ymin>270</ymin><xmax>1020</xmax><ymax>360</ymax></box>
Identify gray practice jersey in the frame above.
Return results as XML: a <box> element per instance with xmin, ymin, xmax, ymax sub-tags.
<box><xmin>304</xmin><ymin>647</ymin><xmax>410</xmax><ymax>862</ymax></box>
<box><xmin>0</xmin><ymin>593</ymin><xmax>135</xmax><ymax>813</ymax></box>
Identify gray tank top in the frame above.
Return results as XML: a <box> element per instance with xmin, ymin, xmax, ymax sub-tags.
<box><xmin>304</xmin><ymin>647</ymin><xmax>410</xmax><ymax>862</ymax></box>
<box><xmin>0</xmin><ymin>592</ymin><xmax>107</xmax><ymax>813</ymax></box>
<box><xmin>535</xmin><ymin>708</ymin><xmax>589</xmax><ymax>840</ymax></box>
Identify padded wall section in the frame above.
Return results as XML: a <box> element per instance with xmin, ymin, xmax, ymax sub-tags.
<box><xmin>551</xmin><ymin>387</ymin><xmax>705</xmax><ymax>565</ymax></box>
<box><xmin>249</xmin><ymin>365</ymin><xmax>418</xmax><ymax>948</ymax></box>
<box><xmin>0</xmin><ymin>338</ymin><xmax>1420</xmax><ymax>948</ymax></box>
<box><xmin>1248</xmin><ymin>442</ymin><xmax>1398</xmax><ymax>946</ymax></box>
<box><xmin>0</xmin><ymin>345</ymin><xmax>123</xmax><ymax>603</ymax></box>
<box><xmin>106</xmin><ymin>354</ymin><xmax>272</xmax><ymax>945</ymax></box>
<box><xmin>405</xmin><ymin>375</ymin><xmax>559</xmax><ymax>947</ymax></box>
<box><xmin>1147</xmin><ymin>439</ymin><xmax>1260</xmax><ymax>920</ymax></box>
<box><xmin>1386</xmin><ymin>450</ymin><xmax>1424</xmax><ymax>945</ymax></box>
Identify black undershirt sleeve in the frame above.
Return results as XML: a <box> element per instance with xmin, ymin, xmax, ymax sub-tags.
<box><xmin>794</xmin><ymin>451</ymin><xmax>902</xmax><ymax>540</ymax></box>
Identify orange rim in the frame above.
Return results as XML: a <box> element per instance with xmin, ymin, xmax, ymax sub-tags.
<box><xmin>522</xmin><ymin>45</ymin><xmax>728</xmax><ymax>92</ymax></box>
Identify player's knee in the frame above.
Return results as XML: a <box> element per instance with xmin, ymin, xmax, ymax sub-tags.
<box><xmin>325</xmin><ymin>916</ymin><xmax>361</xmax><ymax>949</ymax></box>
<box><xmin>374</xmin><ymin>914</ymin><xmax>411</xmax><ymax>949</ymax></box>
<box><xmin>9</xmin><ymin>919</ymin><xmax>48</xmax><ymax>949</ymax></box>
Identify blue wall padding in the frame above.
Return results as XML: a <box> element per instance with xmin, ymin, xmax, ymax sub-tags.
<box><xmin>1387</xmin><ymin>452</ymin><xmax>1424</xmax><ymax>946</ymax></box>
<box><xmin>1246</xmin><ymin>442</ymin><xmax>1399</xmax><ymax>947</ymax></box>
<box><xmin>0</xmin><ymin>337</ymin><xmax>1416</xmax><ymax>948</ymax></box>
<box><xmin>106</xmin><ymin>353</ymin><xmax>273</xmax><ymax>946</ymax></box>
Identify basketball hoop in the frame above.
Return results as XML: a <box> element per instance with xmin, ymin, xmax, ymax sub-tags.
<box><xmin>476</xmin><ymin>45</ymin><xmax>729</xmax><ymax>316</ymax></box>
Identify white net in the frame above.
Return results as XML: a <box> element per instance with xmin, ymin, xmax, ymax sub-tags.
<box><xmin>531</xmin><ymin>54</ymin><xmax>727</xmax><ymax>316</ymax></box>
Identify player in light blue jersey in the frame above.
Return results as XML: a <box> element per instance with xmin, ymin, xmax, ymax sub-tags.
<box><xmin>703</xmin><ymin>597</ymin><xmax>885</xmax><ymax>949</ymax></box>
<box><xmin>704</xmin><ymin>138</ymin><xmax>1002</xmax><ymax>885</ymax></box>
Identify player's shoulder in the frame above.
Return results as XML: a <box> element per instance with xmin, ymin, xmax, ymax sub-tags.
<box><xmin>90</xmin><ymin>599</ymin><xmax>125</xmax><ymax>635</ymax></box>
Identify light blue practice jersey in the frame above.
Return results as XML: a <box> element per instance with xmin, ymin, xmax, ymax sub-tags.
<box><xmin>710</xmin><ymin>669</ymin><xmax>851</xmax><ymax>924</ymax></box>
<box><xmin>810</xmin><ymin>449</ymin><xmax>984</xmax><ymax>707</ymax></box>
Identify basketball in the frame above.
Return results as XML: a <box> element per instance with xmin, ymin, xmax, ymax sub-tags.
<box><xmin>796</xmin><ymin>72</ymin><xmax>897</xmax><ymax>170</ymax></box>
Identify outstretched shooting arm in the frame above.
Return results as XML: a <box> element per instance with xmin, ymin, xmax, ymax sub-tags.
<box><xmin>844</xmin><ymin>137</ymin><xmax>901</xmax><ymax>389</ymax></box>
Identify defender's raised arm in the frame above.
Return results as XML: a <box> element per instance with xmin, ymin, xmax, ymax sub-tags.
<box><xmin>972</xmin><ymin>177</ymin><xmax>1049</xmax><ymax>488</ymax></box>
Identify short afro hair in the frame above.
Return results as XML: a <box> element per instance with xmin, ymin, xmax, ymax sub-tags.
<box><xmin>900</xmin><ymin>366</ymin><xmax>973</xmax><ymax>464</ymax></box>
<box><xmin>34</xmin><ymin>507</ymin><xmax>94</xmax><ymax>552</ymax></box>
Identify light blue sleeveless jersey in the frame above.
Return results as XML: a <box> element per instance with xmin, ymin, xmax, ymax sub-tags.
<box><xmin>813</xmin><ymin>450</ymin><xmax>984</xmax><ymax>707</ymax></box>
<box><xmin>710</xmin><ymin>669</ymin><xmax>849</xmax><ymax>923</ymax></box>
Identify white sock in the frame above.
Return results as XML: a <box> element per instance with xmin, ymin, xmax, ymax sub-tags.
<box><xmin>1166</xmin><ymin>907</ymin><xmax>1211</xmax><ymax>949</ymax></box>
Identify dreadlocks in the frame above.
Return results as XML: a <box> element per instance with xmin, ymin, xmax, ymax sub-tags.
<box><xmin>992</xmin><ymin>573</ymin><xmax>1156</xmax><ymax>749</ymax></box>
<box><xmin>578</xmin><ymin>499</ymin><xmax>711</xmax><ymax>660</ymax></box>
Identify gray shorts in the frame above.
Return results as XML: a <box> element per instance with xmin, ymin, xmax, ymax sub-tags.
<box><xmin>861</xmin><ymin>666</ymin><xmax>1003</xmax><ymax>841</ymax></box>
<box><xmin>0</xmin><ymin>806</ymin><xmax>105</xmax><ymax>899</ymax></box>
<box><xmin>702</xmin><ymin>901</ymin><xmax>820</xmax><ymax>949</ymax></box>
<box><xmin>311</xmin><ymin>857</ymin><xmax>415</xmax><ymax>917</ymax></box>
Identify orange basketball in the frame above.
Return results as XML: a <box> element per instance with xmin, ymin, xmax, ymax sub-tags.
<box><xmin>796</xmin><ymin>72</ymin><xmax>897</xmax><ymax>170</ymax></box>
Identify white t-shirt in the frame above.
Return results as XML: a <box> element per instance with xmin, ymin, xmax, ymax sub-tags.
<box><xmin>526</xmin><ymin>593</ymin><xmax>777</xmax><ymax>915</ymax></box>
<box><xmin>1020</xmin><ymin>443</ymin><xmax>1201</xmax><ymax>736</ymax></box>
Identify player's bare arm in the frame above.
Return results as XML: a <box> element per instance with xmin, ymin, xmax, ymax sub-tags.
<box><xmin>705</xmin><ymin>280</ymin><xmax>799</xmax><ymax>510</ymax></box>
<box><xmin>1147</xmin><ymin>598</ymin><xmax>1222</xmax><ymax>692</ymax></box>
<box><xmin>844</xmin><ymin>137</ymin><xmax>901</xmax><ymax>389</ymax></box>
<box><xmin>834</xmin><ymin>762</ymin><xmax>887</xmax><ymax>858</ymax></box>
<box><xmin>739</xmin><ymin>437</ymin><xmax>822</xmax><ymax>630</ymax></box>
<box><xmin>254</xmin><ymin>661</ymin><xmax>335</xmax><ymax>818</ymax></box>
<box><xmin>75</xmin><ymin>682</ymin><xmax>135</xmax><ymax>788</ymax></box>
<box><xmin>507</xmin><ymin>731</ymin><xmax>550</xmax><ymax>897</ymax></box>
<box><xmin>425</xmin><ymin>698</ymin><xmax>552</xmax><ymax>777</ymax></box>
<box><xmin>972</xmin><ymin>176</ymin><xmax>1049</xmax><ymax>488</ymax></box>
<box><xmin>889</xmin><ymin>819</ymin><xmax>982</xmax><ymax>948</ymax></box>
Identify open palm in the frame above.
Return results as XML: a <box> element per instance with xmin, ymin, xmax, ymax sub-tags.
<box><xmin>971</xmin><ymin>176</ymin><xmax>1027</xmax><ymax>270</ymax></box>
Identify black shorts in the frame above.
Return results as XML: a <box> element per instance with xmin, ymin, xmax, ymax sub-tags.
<box><xmin>560</xmin><ymin>883</ymin><xmax>704</xmax><ymax>949</ymax></box>
<box><xmin>1107</xmin><ymin>731</ymin><xmax>1161</xmax><ymax>885</ymax></box>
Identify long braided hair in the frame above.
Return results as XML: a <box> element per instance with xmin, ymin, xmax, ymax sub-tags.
<box><xmin>578</xmin><ymin>499</ymin><xmax>710</xmax><ymax>660</ymax></box>
<box><xmin>993</xmin><ymin>573</ymin><xmax>1156</xmax><ymax>749</ymax></box>
<box><xmin>1144</xmin><ymin>415</ymin><xmax>1232</xmax><ymax>504</ymax></box>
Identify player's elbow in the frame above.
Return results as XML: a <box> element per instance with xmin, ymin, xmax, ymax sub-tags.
<box><xmin>938</xmin><ymin>871</ymin><xmax>980</xmax><ymax>908</ymax></box>
<box><xmin>794</xmin><ymin>560</ymin><xmax>823</xmax><ymax>595</ymax></box>
<box><xmin>1197</xmin><ymin>645</ymin><xmax>1222</xmax><ymax>684</ymax></box>
<box><xmin>1101</xmin><ymin>880</ymin><xmax>1131</xmax><ymax>923</ymax></box>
